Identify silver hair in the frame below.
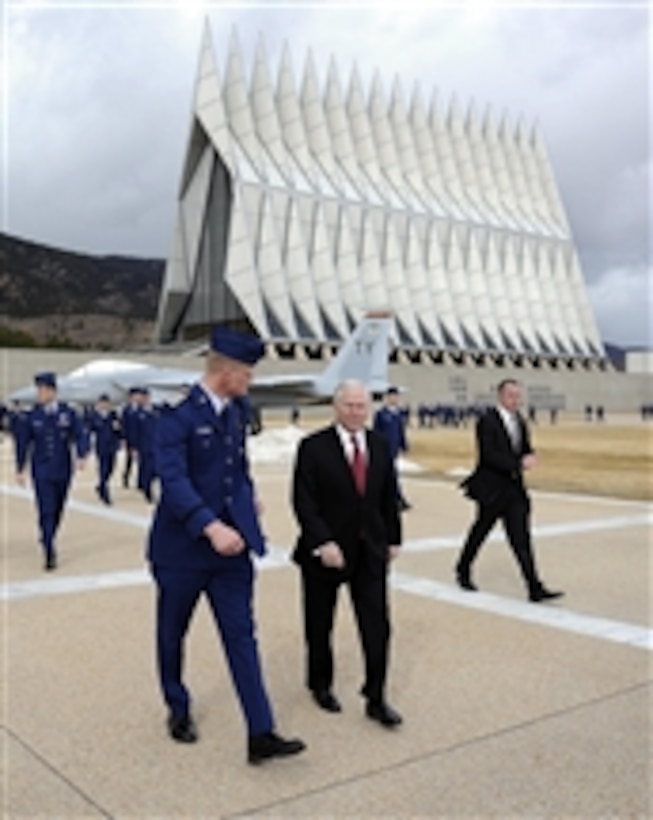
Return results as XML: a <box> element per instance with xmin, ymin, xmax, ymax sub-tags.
<box><xmin>333</xmin><ymin>379</ymin><xmax>371</xmax><ymax>403</ymax></box>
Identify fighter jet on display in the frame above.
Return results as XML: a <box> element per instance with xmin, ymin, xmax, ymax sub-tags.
<box><xmin>8</xmin><ymin>314</ymin><xmax>392</xmax><ymax>413</ymax></box>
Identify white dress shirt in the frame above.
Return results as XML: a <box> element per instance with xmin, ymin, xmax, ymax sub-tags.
<box><xmin>496</xmin><ymin>405</ymin><xmax>521</xmax><ymax>450</ymax></box>
<box><xmin>199</xmin><ymin>382</ymin><xmax>228</xmax><ymax>418</ymax></box>
<box><xmin>335</xmin><ymin>424</ymin><xmax>367</xmax><ymax>465</ymax></box>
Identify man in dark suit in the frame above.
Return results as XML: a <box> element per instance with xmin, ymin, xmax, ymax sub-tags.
<box><xmin>292</xmin><ymin>379</ymin><xmax>403</xmax><ymax>728</ymax></box>
<box><xmin>455</xmin><ymin>379</ymin><xmax>563</xmax><ymax>603</ymax></box>
<box><xmin>148</xmin><ymin>326</ymin><xmax>305</xmax><ymax>765</ymax></box>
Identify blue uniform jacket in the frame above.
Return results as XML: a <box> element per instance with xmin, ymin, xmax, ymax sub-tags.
<box><xmin>373</xmin><ymin>406</ymin><xmax>408</xmax><ymax>459</ymax></box>
<box><xmin>88</xmin><ymin>410</ymin><xmax>122</xmax><ymax>455</ymax></box>
<box><xmin>16</xmin><ymin>403</ymin><xmax>88</xmax><ymax>480</ymax></box>
<box><xmin>147</xmin><ymin>385</ymin><xmax>265</xmax><ymax>569</ymax></box>
<box><xmin>135</xmin><ymin>406</ymin><xmax>158</xmax><ymax>456</ymax></box>
<box><xmin>121</xmin><ymin>403</ymin><xmax>140</xmax><ymax>449</ymax></box>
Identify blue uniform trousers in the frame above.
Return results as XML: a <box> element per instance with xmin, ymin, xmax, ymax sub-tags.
<box><xmin>34</xmin><ymin>475</ymin><xmax>71</xmax><ymax>560</ymax></box>
<box><xmin>138</xmin><ymin>452</ymin><xmax>155</xmax><ymax>499</ymax></box>
<box><xmin>97</xmin><ymin>451</ymin><xmax>116</xmax><ymax>501</ymax></box>
<box><xmin>152</xmin><ymin>555</ymin><xmax>274</xmax><ymax>737</ymax></box>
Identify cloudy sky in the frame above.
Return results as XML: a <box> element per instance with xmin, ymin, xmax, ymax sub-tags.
<box><xmin>2</xmin><ymin>0</ymin><xmax>650</xmax><ymax>346</ymax></box>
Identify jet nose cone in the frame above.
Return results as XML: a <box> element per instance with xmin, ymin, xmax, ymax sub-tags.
<box><xmin>9</xmin><ymin>386</ymin><xmax>36</xmax><ymax>403</ymax></box>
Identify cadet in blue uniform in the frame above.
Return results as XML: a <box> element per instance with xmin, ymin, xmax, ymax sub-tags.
<box><xmin>88</xmin><ymin>394</ymin><xmax>122</xmax><ymax>505</ymax></box>
<box><xmin>135</xmin><ymin>388</ymin><xmax>158</xmax><ymax>503</ymax></box>
<box><xmin>373</xmin><ymin>386</ymin><xmax>411</xmax><ymax>511</ymax></box>
<box><xmin>15</xmin><ymin>372</ymin><xmax>88</xmax><ymax>570</ymax></box>
<box><xmin>147</xmin><ymin>326</ymin><xmax>306</xmax><ymax>765</ymax></box>
<box><xmin>120</xmin><ymin>388</ymin><xmax>141</xmax><ymax>488</ymax></box>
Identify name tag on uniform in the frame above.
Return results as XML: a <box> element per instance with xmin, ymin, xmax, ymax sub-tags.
<box><xmin>195</xmin><ymin>426</ymin><xmax>213</xmax><ymax>436</ymax></box>
<box><xmin>58</xmin><ymin>414</ymin><xmax>70</xmax><ymax>427</ymax></box>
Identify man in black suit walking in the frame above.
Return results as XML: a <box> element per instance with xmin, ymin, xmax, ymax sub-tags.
<box><xmin>292</xmin><ymin>380</ymin><xmax>403</xmax><ymax>727</ymax></box>
<box><xmin>455</xmin><ymin>379</ymin><xmax>563</xmax><ymax>603</ymax></box>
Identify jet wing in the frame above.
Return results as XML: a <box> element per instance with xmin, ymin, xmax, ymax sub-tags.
<box><xmin>249</xmin><ymin>375</ymin><xmax>322</xmax><ymax>408</ymax></box>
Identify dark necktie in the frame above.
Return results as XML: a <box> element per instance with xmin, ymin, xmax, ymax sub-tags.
<box><xmin>350</xmin><ymin>433</ymin><xmax>366</xmax><ymax>495</ymax></box>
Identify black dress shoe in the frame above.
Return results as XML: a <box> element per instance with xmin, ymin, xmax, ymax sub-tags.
<box><xmin>248</xmin><ymin>731</ymin><xmax>306</xmax><ymax>765</ymax></box>
<box><xmin>529</xmin><ymin>587</ymin><xmax>564</xmax><ymax>603</ymax></box>
<box><xmin>44</xmin><ymin>555</ymin><xmax>57</xmax><ymax>571</ymax></box>
<box><xmin>366</xmin><ymin>700</ymin><xmax>403</xmax><ymax>728</ymax></box>
<box><xmin>312</xmin><ymin>689</ymin><xmax>342</xmax><ymax>713</ymax></box>
<box><xmin>167</xmin><ymin>714</ymin><xmax>198</xmax><ymax>743</ymax></box>
<box><xmin>398</xmin><ymin>498</ymin><xmax>412</xmax><ymax>512</ymax></box>
<box><xmin>455</xmin><ymin>571</ymin><xmax>477</xmax><ymax>592</ymax></box>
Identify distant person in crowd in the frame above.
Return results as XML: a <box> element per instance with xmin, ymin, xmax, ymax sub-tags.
<box><xmin>292</xmin><ymin>380</ymin><xmax>403</xmax><ymax>728</ymax></box>
<box><xmin>595</xmin><ymin>405</ymin><xmax>605</xmax><ymax>422</ymax></box>
<box><xmin>290</xmin><ymin>405</ymin><xmax>301</xmax><ymax>426</ymax></box>
<box><xmin>549</xmin><ymin>407</ymin><xmax>559</xmax><ymax>425</ymax></box>
<box><xmin>455</xmin><ymin>379</ymin><xmax>563</xmax><ymax>603</ymax></box>
<box><xmin>374</xmin><ymin>386</ymin><xmax>411</xmax><ymax>511</ymax></box>
<box><xmin>121</xmin><ymin>387</ymin><xmax>141</xmax><ymax>488</ymax></box>
<box><xmin>88</xmin><ymin>394</ymin><xmax>122</xmax><ymax>505</ymax></box>
<box><xmin>135</xmin><ymin>388</ymin><xmax>158</xmax><ymax>503</ymax></box>
<box><xmin>147</xmin><ymin>325</ymin><xmax>305</xmax><ymax>764</ymax></box>
<box><xmin>15</xmin><ymin>372</ymin><xmax>88</xmax><ymax>571</ymax></box>
<box><xmin>528</xmin><ymin>405</ymin><xmax>537</xmax><ymax>424</ymax></box>
<box><xmin>584</xmin><ymin>404</ymin><xmax>593</xmax><ymax>422</ymax></box>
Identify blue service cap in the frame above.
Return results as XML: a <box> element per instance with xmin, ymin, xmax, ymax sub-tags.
<box><xmin>210</xmin><ymin>325</ymin><xmax>265</xmax><ymax>365</ymax></box>
<box><xmin>98</xmin><ymin>393</ymin><xmax>110</xmax><ymax>402</ymax></box>
<box><xmin>386</xmin><ymin>386</ymin><xmax>400</xmax><ymax>395</ymax></box>
<box><xmin>34</xmin><ymin>371</ymin><xmax>56</xmax><ymax>389</ymax></box>
<box><xmin>128</xmin><ymin>387</ymin><xmax>140</xmax><ymax>396</ymax></box>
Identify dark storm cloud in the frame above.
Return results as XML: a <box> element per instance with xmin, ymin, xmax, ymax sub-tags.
<box><xmin>6</xmin><ymin>6</ymin><xmax>198</xmax><ymax>256</ymax></box>
<box><xmin>4</xmin><ymin>2</ymin><xmax>650</xmax><ymax>344</ymax></box>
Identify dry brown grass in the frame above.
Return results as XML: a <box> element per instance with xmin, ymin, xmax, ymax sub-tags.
<box><xmin>407</xmin><ymin>419</ymin><xmax>653</xmax><ymax>501</ymax></box>
<box><xmin>263</xmin><ymin>412</ymin><xmax>652</xmax><ymax>501</ymax></box>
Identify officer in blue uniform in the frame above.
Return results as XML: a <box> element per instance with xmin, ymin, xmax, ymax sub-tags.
<box><xmin>120</xmin><ymin>387</ymin><xmax>141</xmax><ymax>488</ymax></box>
<box><xmin>147</xmin><ymin>326</ymin><xmax>306</xmax><ymax>764</ymax></box>
<box><xmin>373</xmin><ymin>386</ymin><xmax>411</xmax><ymax>511</ymax></box>
<box><xmin>88</xmin><ymin>394</ymin><xmax>122</xmax><ymax>505</ymax></box>
<box><xmin>135</xmin><ymin>388</ymin><xmax>158</xmax><ymax>503</ymax></box>
<box><xmin>15</xmin><ymin>372</ymin><xmax>88</xmax><ymax>570</ymax></box>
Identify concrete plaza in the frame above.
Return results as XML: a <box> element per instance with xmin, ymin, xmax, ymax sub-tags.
<box><xmin>1</xmin><ymin>437</ymin><xmax>650</xmax><ymax>818</ymax></box>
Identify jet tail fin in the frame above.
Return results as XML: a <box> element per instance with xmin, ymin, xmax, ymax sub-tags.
<box><xmin>315</xmin><ymin>312</ymin><xmax>392</xmax><ymax>396</ymax></box>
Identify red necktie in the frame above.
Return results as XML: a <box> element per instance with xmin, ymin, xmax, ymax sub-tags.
<box><xmin>350</xmin><ymin>433</ymin><xmax>366</xmax><ymax>495</ymax></box>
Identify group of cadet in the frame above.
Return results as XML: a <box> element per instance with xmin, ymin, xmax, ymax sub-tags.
<box><xmin>4</xmin><ymin>378</ymin><xmax>162</xmax><ymax>570</ymax></box>
<box><xmin>415</xmin><ymin>402</ymin><xmax>486</xmax><ymax>428</ymax></box>
<box><xmin>3</xmin><ymin>327</ymin><xmax>572</xmax><ymax>768</ymax></box>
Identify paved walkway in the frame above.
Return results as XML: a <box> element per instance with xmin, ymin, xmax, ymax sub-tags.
<box><xmin>1</xmin><ymin>440</ymin><xmax>650</xmax><ymax>817</ymax></box>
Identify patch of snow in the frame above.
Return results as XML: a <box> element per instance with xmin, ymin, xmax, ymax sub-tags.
<box><xmin>446</xmin><ymin>467</ymin><xmax>469</xmax><ymax>478</ymax></box>
<box><xmin>247</xmin><ymin>425</ymin><xmax>305</xmax><ymax>465</ymax></box>
<box><xmin>397</xmin><ymin>456</ymin><xmax>425</xmax><ymax>474</ymax></box>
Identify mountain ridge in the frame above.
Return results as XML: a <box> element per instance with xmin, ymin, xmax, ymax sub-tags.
<box><xmin>0</xmin><ymin>231</ymin><xmax>165</xmax><ymax>348</ymax></box>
